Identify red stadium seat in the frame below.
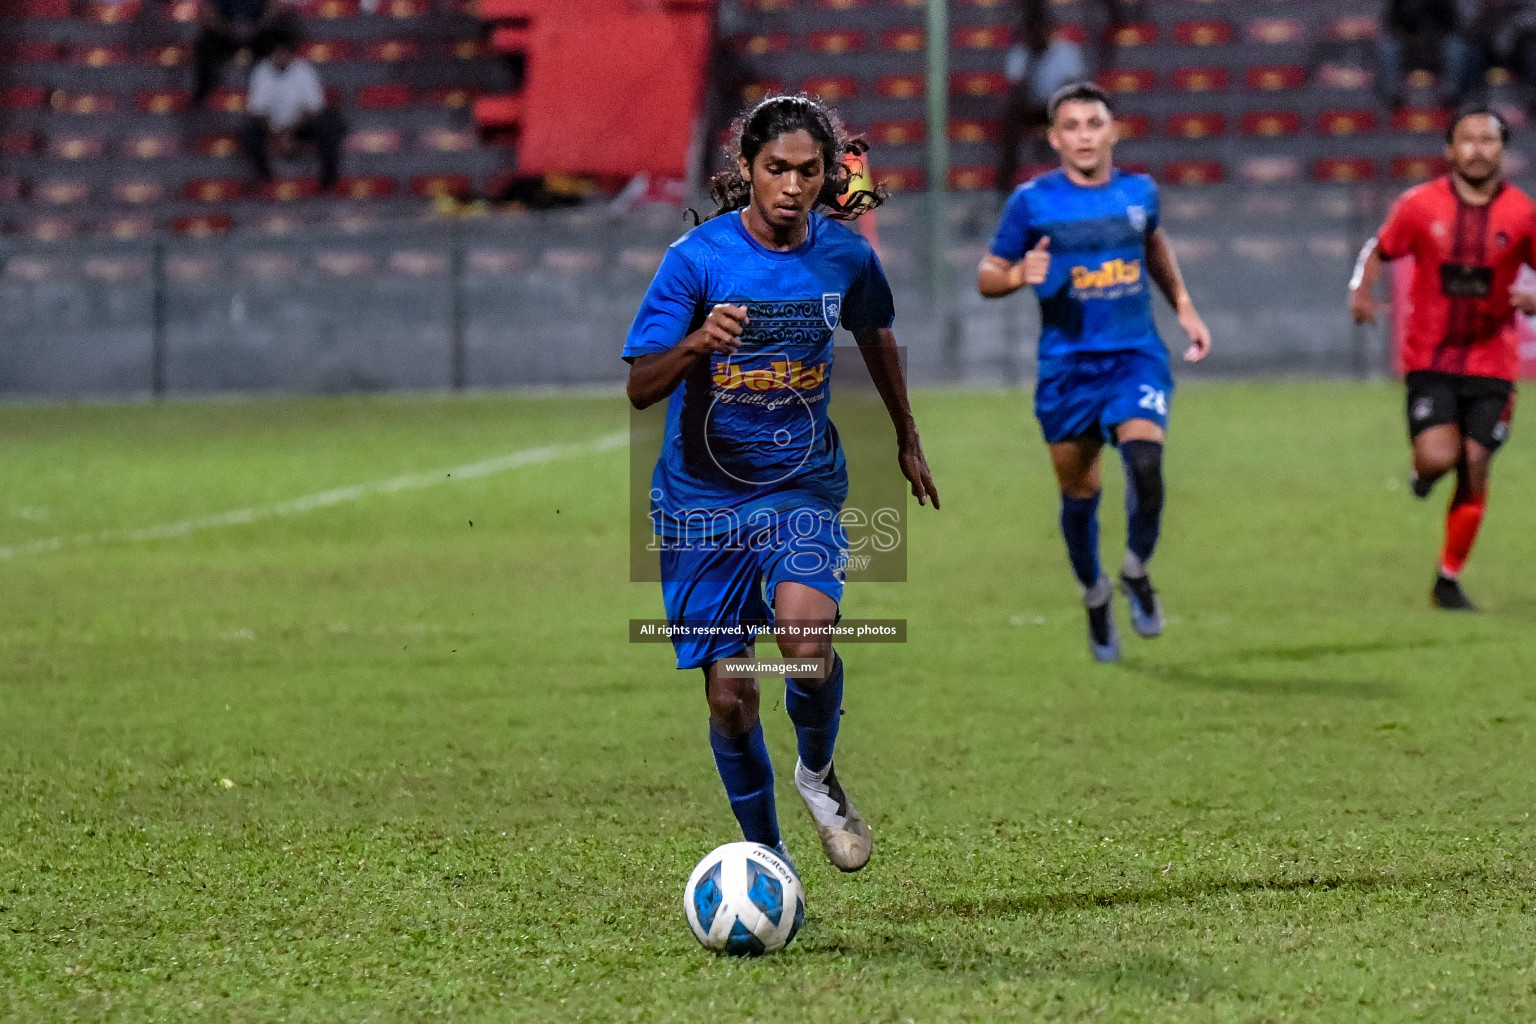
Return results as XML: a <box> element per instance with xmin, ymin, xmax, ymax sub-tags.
<box><xmin>808</xmin><ymin>30</ymin><xmax>864</xmax><ymax>54</ymax></box>
<box><xmin>741</xmin><ymin>80</ymin><xmax>784</xmax><ymax>104</ymax></box>
<box><xmin>113</xmin><ymin>181</ymin><xmax>167</xmax><ymax>205</ymax></box>
<box><xmin>301</xmin><ymin>40</ymin><xmax>353</xmax><ymax>62</ymax></box>
<box><xmin>1172</xmin><ymin>67</ymin><xmax>1228</xmax><ymax>92</ymax></box>
<box><xmin>421</xmin><ymin>128</ymin><xmax>476</xmax><ymax>152</ymax></box>
<box><xmin>878</xmin><ymin>167</ymin><xmax>924</xmax><ymax>191</ymax></box>
<box><xmin>411</xmin><ymin>174</ymin><xmax>472</xmax><ymax>198</ymax></box>
<box><xmin>17</xmin><ymin>0</ymin><xmax>71</xmax><ymax>17</ymax></box>
<box><xmin>1099</xmin><ymin>69</ymin><xmax>1155</xmax><ymax>94</ymax></box>
<box><xmin>104</xmin><ymin>216</ymin><xmax>156</xmax><ymax>239</ymax></box>
<box><xmin>166</xmin><ymin>0</ymin><xmax>199</xmax><ymax>21</ymax></box>
<box><xmin>348</xmin><ymin>128</ymin><xmax>404</xmax><ymax>153</ymax></box>
<box><xmin>875</xmin><ymin>74</ymin><xmax>923</xmax><ymax>99</ymax></box>
<box><xmin>1241</xmin><ymin>111</ymin><xmax>1301</xmax><ymax>137</ymax></box>
<box><xmin>1247</xmin><ymin>18</ymin><xmax>1306</xmax><ymax>45</ymax></box>
<box><xmin>1392</xmin><ymin>156</ymin><xmax>1449</xmax><ymax>180</ymax></box>
<box><xmin>1115</xmin><ymin>114</ymin><xmax>1150</xmax><ymax>139</ymax></box>
<box><xmin>6</xmin><ymin>41</ymin><xmax>61</xmax><ymax>62</ymax></box>
<box><xmin>1393</xmin><ymin>107</ymin><xmax>1450</xmax><ymax>134</ymax></box>
<box><xmin>84</xmin><ymin>0</ymin><xmax>142</xmax><ymax>22</ymax></box>
<box><xmin>1174</xmin><ymin>20</ymin><xmax>1232</xmax><ymax>46</ymax></box>
<box><xmin>949</xmin><ymin>166</ymin><xmax>996</xmax><ymax>190</ymax></box>
<box><xmin>739</xmin><ymin>33</ymin><xmax>792</xmax><ymax>55</ymax></box>
<box><xmin>184</xmin><ymin>179</ymin><xmax>245</xmax><ymax>202</ymax></box>
<box><xmin>21</xmin><ymin>218</ymin><xmax>82</xmax><ymax>242</ymax></box>
<box><xmin>49</xmin><ymin>135</ymin><xmax>105</xmax><ymax>160</ymax></box>
<box><xmin>260</xmin><ymin>179</ymin><xmax>319</xmax><ymax>201</ymax></box>
<box><xmin>357</xmin><ymin>84</ymin><xmax>414</xmax><ymax>109</ymax></box>
<box><xmin>1054</xmin><ymin>24</ymin><xmax>1084</xmax><ymax>45</ymax></box>
<box><xmin>1246</xmin><ymin>65</ymin><xmax>1305</xmax><ymax>91</ymax></box>
<box><xmin>366</xmin><ymin>39</ymin><xmax>422</xmax><ymax>61</ymax></box>
<box><xmin>35</xmin><ymin>181</ymin><xmax>91</xmax><ymax>205</ymax></box>
<box><xmin>953</xmin><ymin>26</ymin><xmax>1009</xmax><ymax>49</ymax></box>
<box><xmin>122</xmin><ymin>134</ymin><xmax>179</xmax><ymax>158</ymax></box>
<box><xmin>196</xmin><ymin>135</ymin><xmax>241</xmax><ymax>157</ymax></box>
<box><xmin>1239</xmin><ymin>156</ymin><xmax>1302</xmax><ymax>184</ymax></box>
<box><xmin>1167</xmin><ymin>113</ymin><xmax>1224</xmax><ymax>139</ymax></box>
<box><xmin>1329</xmin><ymin>16</ymin><xmax>1377</xmax><ymax>42</ymax></box>
<box><xmin>881</xmin><ymin>28</ymin><xmax>923</xmax><ymax>52</ymax></box>
<box><xmin>1313</xmin><ymin>157</ymin><xmax>1375</xmax><ymax>182</ymax></box>
<box><xmin>1163</xmin><ymin>160</ymin><xmax>1224</xmax><ymax>185</ymax></box>
<box><xmin>207</xmin><ymin>89</ymin><xmax>246</xmax><ymax>113</ymax></box>
<box><xmin>1</xmin><ymin>131</ymin><xmax>39</xmax><ymax>156</ymax></box>
<box><xmin>303</xmin><ymin>0</ymin><xmax>361</xmax><ymax>16</ymax></box>
<box><xmin>53</xmin><ymin>93</ymin><xmax>117</xmax><ymax>115</ymax></box>
<box><xmin>148</xmin><ymin>44</ymin><xmax>190</xmax><ymax>67</ymax></box>
<box><xmin>335</xmin><ymin>175</ymin><xmax>396</xmax><ymax>199</ymax></box>
<box><xmin>446</xmin><ymin>39</ymin><xmax>491</xmax><ymax>59</ymax></box>
<box><xmin>1114</xmin><ymin>23</ymin><xmax>1156</xmax><ymax>47</ymax></box>
<box><xmin>71</xmin><ymin>44</ymin><xmax>127</xmax><ymax>66</ymax></box>
<box><xmin>252</xmin><ymin>214</ymin><xmax>305</xmax><ymax>235</ymax></box>
<box><xmin>382</xmin><ymin>0</ymin><xmax>428</xmax><ymax>16</ymax></box>
<box><xmin>868</xmin><ymin>119</ymin><xmax>924</xmax><ymax>145</ymax></box>
<box><xmin>951</xmin><ymin>72</ymin><xmax>1007</xmax><ymax>97</ymax></box>
<box><xmin>136</xmin><ymin>90</ymin><xmax>192</xmax><ymax>114</ymax></box>
<box><xmin>173</xmin><ymin>215</ymin><xmax>234</xmax><ymax>237</ymax></box>
<box><xmin>948</xmin><ymin>119</ymin><xmax>998</xmax><ymax>142</ymax></box>
<box><xmin>801</xmin><ymin>77</ymin><xmax>858</xmax><ymax>101</ymax></box>
<box><xmin>2</xmin><ymin>87</ymin><xmax>50</xmax><ymax>109</ymax></box>
<box><xmin>1318</xmin><ymin>65</ymin><xmax>1373</xmax><ymax>89</ymax></box>
<box><xmin>0</xmin><ymin>178</ymin><xmax>21</xmax><ymax>204</ymax></box>
<box><xmin>1317</xmin><ymin>109</ymin><xmax>1376</xmax><ymax>136</ymax></box>
<box><xmin>430</xmin><ymin>87</ymin><xmax>482</xmax><ymax>108</ymax></box>
<box><xmin>815</xmin><ymin>0</ymin><xmax>865</xmax><ymax>9</ymax></box>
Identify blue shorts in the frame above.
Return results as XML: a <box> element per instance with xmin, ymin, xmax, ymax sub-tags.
<box><xmin>658</xmin><ymin>507</ymin><xmax>847</xmax><ymax>670</ymax></box>
<box><xmin>1035</xmin><ymin>348</ymin><xmax>1174</xmax><ymax>444</ymax></box>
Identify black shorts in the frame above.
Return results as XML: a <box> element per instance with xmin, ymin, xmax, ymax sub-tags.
<box><xmin>1405</xmin><ymin>371</ymin><xmax>1517</xmax><ymax>451</ymax></box>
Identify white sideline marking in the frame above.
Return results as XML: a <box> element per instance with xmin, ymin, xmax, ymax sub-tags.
<box><xmin>0</xmin><ymin>429</ymin><xmax>629</xmax><ymax>561</ymax></box>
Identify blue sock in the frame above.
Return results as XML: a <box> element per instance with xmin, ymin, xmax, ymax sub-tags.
<box><xmin>708</xmin><ymin>721</ymin><xmax>780</xmax><ymax>847</ymax></box>
<box><xmin>1059</xmin><ymin>492</ymin><xmax>1103</xmax><ymax>589</ymax></box>
<box><xmin>785</xmin><ymin>652</ymin><xmax>843</xmax><ymax>773</ymax></box>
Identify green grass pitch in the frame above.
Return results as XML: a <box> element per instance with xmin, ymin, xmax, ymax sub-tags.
<box><xmin>3</xmin><ymin>383</ymin><xmax>1535</xmax><ymax>1022</ymax></box>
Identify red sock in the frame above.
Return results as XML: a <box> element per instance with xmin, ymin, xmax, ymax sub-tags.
<box><xmin>1440</xmin><ymin>493</ymin><xmax>1488</xmax><ymax>579</ymax></box>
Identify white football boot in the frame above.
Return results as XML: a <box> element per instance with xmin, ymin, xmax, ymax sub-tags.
<box><xmin>793</xmin><ymin>759</ymin><xmax>872</xmax><ymax>872</ymax></box>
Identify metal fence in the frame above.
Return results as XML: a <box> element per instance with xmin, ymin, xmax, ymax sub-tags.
<box><xmin>0</xmin><ymin>180</ymin><xmax>1454</xmax><ymax>399</ymax></box>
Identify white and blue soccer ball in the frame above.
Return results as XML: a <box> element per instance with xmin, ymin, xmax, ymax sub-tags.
<box><xmin>683</xmin><ymin>842</ymin><xmax>805</xmax><ymax>956</ymax></box>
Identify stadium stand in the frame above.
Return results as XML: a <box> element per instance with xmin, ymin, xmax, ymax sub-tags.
<box><xmin>0</xmin><ymin>0</ymin><xmax>510</xmax><ymax>238</ymax></box>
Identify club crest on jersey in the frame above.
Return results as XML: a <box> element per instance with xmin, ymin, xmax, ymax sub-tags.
<box><xmin>1127</xmin><ymin>205</ymin><xmax>1147</xmax><ymax>232</ymax></box>
<box><xmin>822</xmin><ymin>293</ymin><xmax>842</xmax><ymax>330</ymax></box>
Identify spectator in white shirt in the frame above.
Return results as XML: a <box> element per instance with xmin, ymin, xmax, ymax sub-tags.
<box><xmin>241</xmin><ymin>42</ymin><xmax>344</xmax><ymax>191</ymax></box>
<box><xmin>997</xmin><ymin>0</ymin><xmax>1087</xmax><ymax>195</ymax></box>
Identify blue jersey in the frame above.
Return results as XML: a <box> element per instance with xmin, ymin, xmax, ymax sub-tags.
<box><xmin>623</xmin><ymin>210</ymin><xmax>895</xmax><ymax>539</ymax></box>
<box><xmin>990</xmin><ymin>168</ymin><xmax>1165</xmax><ymax>366</ymax></box>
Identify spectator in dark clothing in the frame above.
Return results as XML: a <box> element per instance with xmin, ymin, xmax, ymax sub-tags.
<box><xmin>193</xmin><ymin>0</ymin><xmax>301</xmax><ymax>105</ymax></box>
<box><xmin>1376</xmin><ymin>0</ymin><xmax>1478</xmax><ymax>109</ymax></box>
<box><xmin>240</xmin><ymin>41</ymin><xmax>344</xmax><ymax>190</ymax></box>
<box><xmin>1470</xmin><ymin>0</ymin><xmax>1536</xmax><ymax>113</ymax></box>
<box><xmin>996</xmin><ymin>0</ymin><xmax>1086</xmax><ymax>195</ymax></box>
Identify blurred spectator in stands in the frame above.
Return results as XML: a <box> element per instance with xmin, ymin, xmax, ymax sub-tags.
<box><xmin>1083</xmin><ymin>0</ymin><xmax>1139</xmax><ymax>74</ymax></box>
<box><xmin>192</xmin><ymin>0</ymin><xmax>301</xmax><ymax>106</ymax></box>
<box><xmin>996</xmin><ymin>0</ymin><xmax>1086</xmax><ymax>196</ymax></box>
<box><xmin>241</xmin><ymin>41</ymin><xmax>344</xmax><ymax>191</ymax></box>
<box><xmin>1376</xmin><ymin>0</ymin><xmax>1479</xmax><ymax>110</ymax></box>
<box><xmin>1470</xmin><ymin>0</ymin><xmax>1536</xmax><ymax>113</ymax></box>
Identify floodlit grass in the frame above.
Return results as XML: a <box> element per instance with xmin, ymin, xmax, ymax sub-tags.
<box><xmin>2</xmin><ymin>384</ymin><xmax>1534</xmax><ymax>1022</ymax></box>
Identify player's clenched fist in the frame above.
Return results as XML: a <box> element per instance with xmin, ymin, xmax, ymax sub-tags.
<box><xmin>1020</xmin><ymin>236</ymin><xmax>1052</xmax><ymax>287</ymax></box>
<box><xmin>689</xmin><ymin>303</ymin><xmax>749</xmax><ymax>354</ymax></box>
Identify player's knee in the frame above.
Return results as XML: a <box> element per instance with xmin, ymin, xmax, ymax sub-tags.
<box><xmin>776</xmin><ymin>633</ymin><xmax>831</xmax><ymax>664</ymax></box>
<box><xmin>1122</xmin><ymin>439</ymin><xmax>1165</xmax><ymax>511</ymax></box>
<box><xmin>705</xmin><ymin>673</ymin><xmax>760</xmax><ymax>732</ymax></box>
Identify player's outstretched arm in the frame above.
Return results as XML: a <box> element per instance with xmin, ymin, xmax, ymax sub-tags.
<box><xmin>850</xmin><ymin>326</ymin><xmax>940</xmax><ymax>509</ymax></box>
<box><xmin>625</xmin><ymin>304</ymin><xmax>748</xmax><ymax>409</ymax></box>
<box><xmin>1146</xmin><ymin>227</ymin><xmax>1212</xmax><ymax>363</ymax></box>
<box><xmin>1349</xmin><ymin>237</ymin><xmax>1388</xmax><ymax>325</ymax></box>
<box><xmin>976</xmin><ymin>237</ymin><xmax>1051</xmax><ymax>299</ymax></box>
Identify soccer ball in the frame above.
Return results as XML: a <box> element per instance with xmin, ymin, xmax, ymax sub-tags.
<box><xmin>683</xmin><ymin>842</ymin><xmax>804</xmax><ymax>956</ymax></box>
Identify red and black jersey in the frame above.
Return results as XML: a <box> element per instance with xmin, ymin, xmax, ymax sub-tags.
<box><xmin>1377</xmin><ymin>176</ymin><xmax>1536</xmax><ymax>381</ymax></box>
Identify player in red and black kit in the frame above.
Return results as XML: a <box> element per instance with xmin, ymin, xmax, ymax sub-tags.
<box><xmin>1351</xmin><ymin>106</ymin><xmax>1536</xmax><ymax>610</ymax></box>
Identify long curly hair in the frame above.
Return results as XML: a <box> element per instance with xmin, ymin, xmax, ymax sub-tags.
<box><xmin>702</xmin><ymin>93</ymin><xmax>885</xmax><ymax>222</ymax></box>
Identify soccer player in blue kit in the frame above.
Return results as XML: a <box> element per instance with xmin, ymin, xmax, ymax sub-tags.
<box><xmin>977</xmin><ymin>82</ymin><xmax>1213</xmax><ymax>662</ymax></box>
<box><xmin>624</xmin><ymin>95</ymin><xmax>939</xmax><ymax>871</ymax></box>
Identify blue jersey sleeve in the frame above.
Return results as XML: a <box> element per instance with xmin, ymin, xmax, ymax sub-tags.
<box><xmin>989</xmin><ymin>187</ymin><xmax>1034</xmax><ymax>261</ymax></box>
<box><xmin>842</xmin><ymin>245</ymin><xmax>895</xmax><ymax>330</ymax></box>
<box><xmin>622</xmin><ymin>245</ymin><xmax>704</xmax><ymax>361</ymax></box>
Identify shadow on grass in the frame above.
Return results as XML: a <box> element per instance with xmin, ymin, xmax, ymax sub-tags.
<box><xmin>1117</xmin><ymin>636</ymin><xmax>1472</xmax><ymax>699</ymax></box>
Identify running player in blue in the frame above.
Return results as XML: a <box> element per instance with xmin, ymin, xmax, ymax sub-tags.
<box><xmin>977</xmin><ymin>82</ymin><xmax>1212</xmax><ymax>662</ymax></box>
<box><xmin>624</xmin><ymin>95</ymin><xmax>939</xmax><ymax>871</ymax></box>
